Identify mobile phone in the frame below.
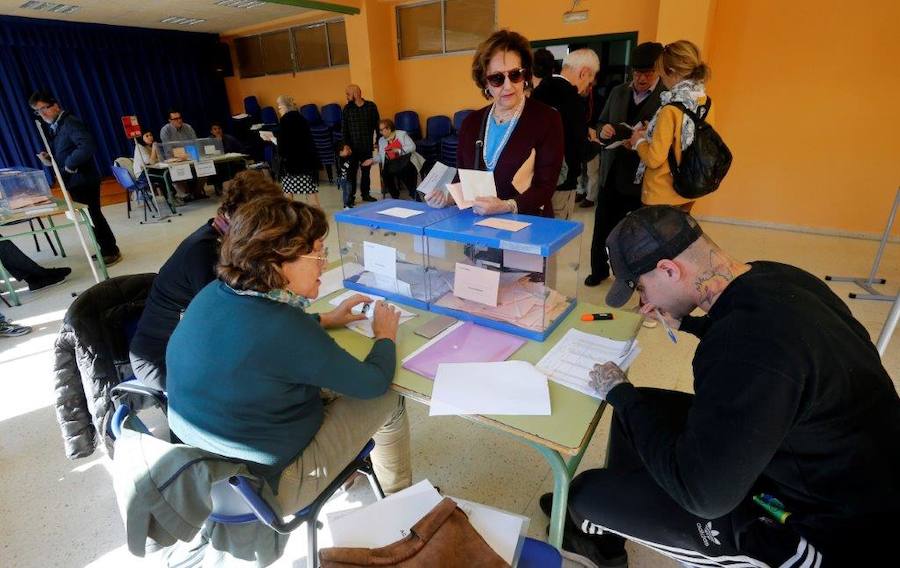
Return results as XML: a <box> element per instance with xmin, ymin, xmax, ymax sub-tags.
<box><xmin>414</xmin><ymin>315</ymin><xmax>458</xmax><ymax>339</ymax></box>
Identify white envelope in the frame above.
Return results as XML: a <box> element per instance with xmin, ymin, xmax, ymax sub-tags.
<box><xmin>363</xmin><ymin>241</ymin><xmax>397</xmax><ymax>280</ymax></box>
<box><xmin>458</xmin><ymin>168</ymin><xmax>497</xmax><ymax>202</ymax></box>
<box><xmin>453</xmin><ymin>263</ymin><xmax>500</xmax><ymax>307</ymax></box>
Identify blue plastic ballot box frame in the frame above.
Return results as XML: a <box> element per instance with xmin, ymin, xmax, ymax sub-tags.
<box><xmin>334</xmin><ymin>199</ymin><xmax>463</xmax><ymax>309</ymax></box>
<box><xmin>424</xmin><ymin>210</ymin><xmax>583</xmax><ymax>341</ymax></box>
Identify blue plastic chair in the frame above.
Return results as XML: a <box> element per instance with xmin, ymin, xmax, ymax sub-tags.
<box><xmin>300</xmin><ymin>104</ymin><xmax>323</xmax><ymax>126</ymax></box>
<box><xmin>321</xmin><ymin>103</ymin><xmax>342</xmax><ymax>130</ymax></box>
<box><xmin>394</xmin><ymin>110</ymin><xmax>422</xmax><ymax>141</ymax></box>
<box><xmin>453</xmin><ymin>109</ymin><xmax>475</xmax><ymax>132</ymax></box>
<box><xmin>519</xmin><ymin>537</ymin><xmax>563</xmax><ymax>567</ymax></box>
<box><xmin>111</xmin><ymin>164</ymin><xmax>158</xmax><ymax>223</ymax></box>
<box><xmin>260</xmin><ymin>106</ymin><xmax>278</xmax><ymax>125</ymax></box>
<box><xmin>243</xmin><ymin>96</ymin><xmax>261</xmax><ymax>120</ymax></box>
<box><xmin>418</xmin><ymin>115</ymin><xmax>451</xmax><ymax>162</ymax></box>
<box><xmin>110</xmin><ymin>401</ymin><xmax>384</xmax><ymax>568</ymax></box>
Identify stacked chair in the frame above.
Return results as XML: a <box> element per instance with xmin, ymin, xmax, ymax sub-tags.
<box><xmin>394</xmin><ymin>110</ymin><xmax>422</xmax><ymax>142</ymax></box>
<box><xmin>302</xmin><ymin>104</ymin><xmax>336</xmax><ymax>183</ymax></box>
<box><xmin>439</xmin><ymin>109</ymin><xmax>475</xmax><ymax>168</ymax></box>
<box><xmin>417</xmin><ymin>115</ymin><xmax>451</xmax><ymax>163</ymax></box>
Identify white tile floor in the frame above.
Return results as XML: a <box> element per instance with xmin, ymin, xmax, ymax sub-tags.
<box><xmin>0</xmin><ymin>183</ymin><xmax>897</xmax><ymax>567</ymax></box>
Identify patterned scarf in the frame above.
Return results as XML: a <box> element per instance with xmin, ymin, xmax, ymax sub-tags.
<box><xmin>635</xmin><ymin>80</ymin><xmax>706</xmax><ymax>184</ymax></box>
<box><xmin>212</xmin><ymin>214</ymin><xmax>230</xmax><ymax>236</ymax></box>
<box><xmin>226</xmin><ymin>284</ymin><xmax>311</xmax><ymax>311</ymax></box>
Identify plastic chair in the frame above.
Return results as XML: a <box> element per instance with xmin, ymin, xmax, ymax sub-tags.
<box><xmin>321</xmin><ymin>103</ymin><xmax>342</xmax><ymax>130</ymax></box>
<box><xmin>394</xmin><ymin>110</ymin><xmax>422</xmax><ymax>141</ymax></box>
<box><xmin>260</xmin><ymin>106</ymin><xmax>278</xmax><ymax>125</ymax></box>
<box><xmin>243</xmin><ymin>96</ymin><xmax>261</xmax><ymax>120</ymax></box>
<box><xmin>300</xmin><ymin>104</ymin><xmax>323</xmax><ymax>126</ymax></box>
<box><xmin>109</xmin><ymin>402</ymin><xmax>384</xmax><ymax>568</ymax></box>
<box><xmin>310</xmin><ymin>124</ymin><xmax>336</xmax><ymax>182</ymax></box>
<box><xmin>417</xmin><ymin>115</ymin><xmax>451</xmax><ymax>162</ymax></box>
<box><xmin>518</xmin><ymin>537</ymin><xmax>563</xmax><ymax>567</ymax></box>
<box><xmin>111</xmin><ymin>164</ymin><xmax>158</xmax><ymax>223</ymax></box>
<box><xmin>453</xmin><ymin>109</ymin><xmax>475</xmax><ymax>133</ymax></box>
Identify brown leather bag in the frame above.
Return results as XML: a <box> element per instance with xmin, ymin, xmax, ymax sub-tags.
<box><xmin>319</xmin><ymin>497</ymin><xmax>510</xmax><ymax>567</ymax></box>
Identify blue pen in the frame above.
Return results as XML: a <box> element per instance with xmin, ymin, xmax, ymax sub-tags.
<box><xmin>655</xmin><ymin>308</ymin><xmax>678</xmax><ymax>344</ymax></box>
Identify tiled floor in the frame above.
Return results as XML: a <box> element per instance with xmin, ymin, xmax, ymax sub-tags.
<box><xmin>0</xmin><ymin>182</ymin><xmax>897</xmax><ymax>567</ymax></box>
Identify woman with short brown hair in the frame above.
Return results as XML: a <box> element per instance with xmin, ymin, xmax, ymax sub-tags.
<box><xmin>426</xmin><ymin>29</ymin><xmax>564</xmax><ymax>217</ymax></box>
<box><xmin>166</xmin><ymin>196</ymin><xmax>411</xmax><ymax>511</ymax></box>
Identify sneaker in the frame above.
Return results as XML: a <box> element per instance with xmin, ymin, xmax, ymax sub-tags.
<box><xmin>579</xmin><ymin>199</ymin><xmax>595</xmax><ymax>208</ymax></box>
<box><xmin>0</xmin><ymin>319</ymin><xmax>32</xmax><ymax>337</ymax></box>
<box><xmin>362</xmin><ymin>195</ymin><xmax>377</xmax><ymax>202</ymax></box>
<box><xmin>584</xmin><ymin>273</ymin><xmax>609</xmax><ymax>287</ymax></box>
<box><xmin>546</xmin><ymin>521</ymin><xmax>629</xmax><ymax>568</ymax></box>
<box><xmin>103</xmin><ymin>253</ymin><xmax>123</xmax><ymax>267</ymax></box>
<box><xmin>27</xmin><ymin>267</ymin><xmax>71</xmax><ymax>291</ymax></box>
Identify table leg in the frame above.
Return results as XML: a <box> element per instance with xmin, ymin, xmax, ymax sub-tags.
<box><xmin>47</xmin><ymin>215</ymin><xmax>67</xmax><ymax>257</ymax></box>
<box><xmin>0</xmin><ymin>255</ymin><xmax>20</xmax><ymax>306</ymax></box>
<box><xmin>80</xmin><ymin>210</ymin><xmax>108</xmax><ymax>279</ymax></box>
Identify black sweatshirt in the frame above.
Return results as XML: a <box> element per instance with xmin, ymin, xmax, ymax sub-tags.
<box><xmin>608</xmin><ymin>261</ymin><xmax>900</xmax><ymax>549</ymax></box>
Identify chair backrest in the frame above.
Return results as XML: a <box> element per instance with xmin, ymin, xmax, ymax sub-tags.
<box><xmin>394</xmin><ymin>110</ymin><xmax>421</xmax><ymax>140</ymax></box>
<box><xmin>300</xmin><ymin>104</ymin><xmax>322</xmax><ymax>125</ymax></box>
<box><xmin>425</xmin><ymin>115</ymin><xmax>452</xmax><ymax>141</ymax></box>
<box><xmin>260</xmin><ymin>106</ymin><xmax>278</xmax><ymax>125</ymax></box>
<box><xmin>321</xmin><ymin>103</ymin><xmax>342</xmax><ymax>128</ymax></box>
<box><xmin>114</xmin><ymin>156</ymin><xmax>135</xmax><ymax>175</ymax></box>
<box><xmin>244</xmin><ymin>96</ymin><xmax>261</xmax><ymax>117</ymax></box>
<box><xmin>111</xmin><ymin>164</ymin><xmax>137</xmax><ymax>190</ymax></box>
<box><xmin>453</xmin><ymin>109</ymin><xmax>474</xmax><ymax>132</ymax></box>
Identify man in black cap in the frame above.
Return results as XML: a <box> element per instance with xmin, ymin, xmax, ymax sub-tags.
<box><xmin>584</xmin><ymin>42</ymin><xmax>664</xmax><ymax>287</ymax></box>
<box><xmin>543</xmin><ymin>206</ymin><xmax>900</xmax><ymax>567</ymax></box>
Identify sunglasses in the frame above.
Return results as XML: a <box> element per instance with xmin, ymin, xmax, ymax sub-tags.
<box><xmin>485</xmin><ymin>68</ymin><xmax>527</xmax><ymax>88</ymax></box>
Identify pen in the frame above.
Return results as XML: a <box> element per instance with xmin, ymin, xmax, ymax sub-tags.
<box><xmin>753</xmin><ymin>493</ymin><xmax>791</xmax><ymax>524</ymax></box>
<box><xmin>655</xmin><ymin>308</ymin><xmax>678</xmax><ymax>343</ymax></box>
<box><xmin>581</xmin><ymin>313</ymin><xmax>614</xmax><ymax>321</ymax></box>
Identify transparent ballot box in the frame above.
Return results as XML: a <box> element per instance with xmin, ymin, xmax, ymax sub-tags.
<box><xmin>334</xmin><ymin>199</ymin><xmax>462</xmax><ymax>309</ymax></box>
<box><xmin>424</xmin><ymin>210</ymin><xmax>583</xmax><ymax>341</ymax></box>
<box><xmin>0</xmin><ymin>167</ymin><xmax>53</xmax><ymax>211</ymax></box>
<box><xmin>159</xmin><ymin>137</ymin><xmax>224</xmax><ymax>162</ymax></box>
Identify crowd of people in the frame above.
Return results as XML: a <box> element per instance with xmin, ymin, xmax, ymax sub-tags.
<box><xmin>2</xmin><ymin>27</ymin><xmax>896</xmax><ymax>568</ymax></box>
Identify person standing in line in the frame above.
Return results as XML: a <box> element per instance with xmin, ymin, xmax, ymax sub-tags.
<box><xmin>275</xmin><ymin>95</ymin><xmax>320</xmax><ymax>207</ymax></box>
<box><xmin>29</xmin><ymin>91</ymin><xmax>121</xmax><ymax>266</ymax></box>
<box><xmin>341</xmin><ymin>84</ymin><xmax>380</xmax><ymax>206</ymax></box>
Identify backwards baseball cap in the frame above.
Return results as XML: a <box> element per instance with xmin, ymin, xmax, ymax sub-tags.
<box><xmin>631</xmin><ymin>42</ymin><xmax>663</xmax><ymax>71</ymax></box>
<box><xmin>605</xmin><ymin>206</ymin><xmax>704</xmax><ymax>308</ymax></box>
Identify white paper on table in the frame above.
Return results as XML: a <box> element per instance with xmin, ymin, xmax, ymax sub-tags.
<box><xmin>475</xmin><ymin>217</ymin><xmax>531</xmax><ymax>232</ymax></box>
<box><xmin>603</xmin><ymin>140</ymin><xmax>626</xmax><ymax>150</ymax></box>
<box><xmin>169</xmin><ymin>163</ymin><xmax>193</xmax><ymax>181</ymax></box>
<box><xmin>363</xmin><ymin>241</ymin><xmax>397</xmax><ymax>280</ymax></box>
<box><xmin>315</xmin><ymin>266</ymin><xmax>345</xmax><ymax>299</ymax></box>
<box><xmin>503</xmin><ymin>250</ymin><xmax>544</xmax><ymax>272</ymax></box>
<box><xmin>451</xmin><ymin>497</ymin><xmax>529</xmax><ymax>565</ymax></box>
<box><xmin>535</xmin><ymin>329</ymin><xmax>641</xmax><ymax>399</ymax></box>
<box><xmin>416</xmin><ymin>162</ymin><xmax>457</xmax><ymax>195</ymax></box>
<box><xmin>378</xmin><ymin>207</ymin><xmax>424</xmax><ymax>219</ymax></box>
<box><xmin>203</xmin><ymin>144</ymin><xmax>218</xmax><ymax>154</ymax></box>
<box><xmin>430</xmin><ymin>361</ymin><xmax>551</xmax><ymax>416</ymax></box>
<box><xmin>194</xmin><ymin>160</ymin><xmax>216</xmax><ymax>177</ymax></box>
<box><xmin>328</xmin><ymin>289</ymin><xmax>384</xmax><ymax>307</ymax></box>
<box><xmin>453</xmin><ymin>263</ymin><xmax>500</xmax><ymax>307</ymax></box>
<box><xmin>347</xmin><ymin>309</ymin><xmax>416</xmax><ymax>338</ymax></box>
<box><xmin>458</xmin><ymin>168</ymin><xmax>497</xmax><ymax>202</ymax></box>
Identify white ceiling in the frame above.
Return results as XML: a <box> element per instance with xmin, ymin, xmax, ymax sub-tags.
<box><xmin>0</xmin><ymin>0</ymin><xmax>315</xmax><ymax>34</ymax></box>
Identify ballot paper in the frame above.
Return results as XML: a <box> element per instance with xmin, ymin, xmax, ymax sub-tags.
<box><xmin>536</xmin><ymin>328</ymin><xmax>641</xmax><ymax>398</ymax></box>
<box><xmin>458</xmin><ymin>168</ymin><xmax>497</xmax><ymax>202</ymax></box>
<box><xmin>378</xmin><ymin>207</ymin><xmax>424</xmax><ymax>219</ymax></box>
<box><xmin>328</xmin><ymin>480</ymin><xmax>527</xmax><ymax>565</ymax></box>
<box><xmin>430</xmin><ymin>361</ymin><xmax>551</xmax><ymax>416</ymax></box>
<box><xmin>503</xmin><ymin>250</ymin><xmax>544</xmax><ymax>272</ymax></box>
<box><xmin>445</xmin><ymin>182</ymin><xmax>472</xmax><ymax>209</ymax></box>
<box><xmin>327</xmin><ymin>290</ymin><xmax>416</xmax><ymax>338</ymax></box>
<box><xmin>453</xmin><ymin>263</ymin><xmax>500</xmax><ymax>307</ymax></box>
<box><xmin>474</xmin><ymin>217</ymin><xmax>531</xmax><ymax>232</ymax></box>
<box><xmin>416</xmin><ymin>161</ymin><xmax>457</xmax><ymax>195</ymax></box>
<box><xmin>203</xmin><ymin>144</ymin><xmax>218</xmax><ymax>155</ymax></box>
<box><xmin>168</xmin><ymin>163</ymin><xmax>193</xmax><ymax>182</ymax></box>
<box><xmin>363</xmin><ymin>241</ymin><xmax>397</xmax><ymax>280</ymax></box>
<box><xmin>194</xmin><ymin>160</ymin><xmax>216</xmax><ymax>177</ymax></box>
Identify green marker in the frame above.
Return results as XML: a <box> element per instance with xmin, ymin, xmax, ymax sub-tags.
<box><xmin>753</xmin><ymin>493</ymin><xmax>791</xmax><ymax>524</ymax></box>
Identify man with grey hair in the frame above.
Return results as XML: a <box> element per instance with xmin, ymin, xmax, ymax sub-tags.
<box><xmin>532</xmin><ymin>48</ymin><xmax>601</xmax><ymax>219</ymax></box>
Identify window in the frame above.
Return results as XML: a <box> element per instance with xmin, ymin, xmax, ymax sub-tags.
<box><xmin>397</xmin><ymin>0</ymin><xmax>495</xmax><ymax>59</ymax></box>
<box><xmin>234</xmin><ymin>36</ymin><xmax>264</xmax><ymax>78</ymax></box>
<box><xmin>232</xmin><ymin>17</ymin><xmax>349</xmax><ymax>77</ymax></box>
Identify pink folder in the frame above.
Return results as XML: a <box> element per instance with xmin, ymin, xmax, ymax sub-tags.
<box><xmin>402</xmin><ymin>321</ymin><xmax>527</xmax><ymax>380</ymax></box>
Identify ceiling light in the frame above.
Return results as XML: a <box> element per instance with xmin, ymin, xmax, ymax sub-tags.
<box><xmin>160</xmin><ymin>16</ymin><xmax>207</xmax><ymax>26</ymax></box>
<box><xmin>19</xmin><ymin>1</ymin><xmax>81</xmax><ymax>13</ymax></box>
<box><xmin>215</xmin><ymin>0</ymin><xmax>266</xmax><ymax>8</ymax></box>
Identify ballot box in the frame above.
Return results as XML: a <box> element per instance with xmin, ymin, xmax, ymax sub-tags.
<box><xmin>159</xmin><ymin>137</ymin><xmax>223</xmax><ymax>162</ymax></box>
<box><xmin>0</xmin><ymin>167</ymin><xmax>53</xmax><ymax>212</ymax></box>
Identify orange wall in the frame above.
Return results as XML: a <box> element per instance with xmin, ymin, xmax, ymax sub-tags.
<box><xmin>500</xmin><ymin>0</ymin><xmax>659</xmax><ymax>43</ymax></box>
<box><xmin>223</xmin><ymin>65</ymin><xmax>351</xmax><ymax>115</ymax></box>
<box><xmin>694</xmin><ymin>0</ymin><xmax>900</xmax><ymax>235</ymax></box>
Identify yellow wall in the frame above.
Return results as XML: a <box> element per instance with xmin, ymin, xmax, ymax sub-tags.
<box><xmin>693</xmin><ymin>0</ymin><xmax>900</xmax><ymax>235</ymax></box>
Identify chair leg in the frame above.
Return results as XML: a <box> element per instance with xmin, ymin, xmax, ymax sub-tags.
<box><xmin>360</xmin><ymin>460</ymin><xmax>385</xmax><ymax>500</ymax></box>
<box><xmin>35</xmin><ymin>217</ymin><xmax>58</xmax><ymax>256</ymax></box>
<box><xmin>28</xmin><ymin>219</ymin><xmax>41</xmax><ymax>253</ymax></box>
<box><xmin>126</xmin><ymin>190</ymin><xmax>132</xmax><ymax>219</ymax></box>
<box><xmin>307</xmin><ymin>515</ymin><xmax>320</xmax><ymax>568</ymax></box>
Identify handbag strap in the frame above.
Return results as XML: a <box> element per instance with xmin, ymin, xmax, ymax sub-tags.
<box><xmin>665</xmin><ymin>97</ymin><xmax>713</xmax><ymax>175</ymax></box>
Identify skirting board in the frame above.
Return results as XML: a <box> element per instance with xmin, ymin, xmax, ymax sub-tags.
<box><xmin>695</xmin><ymin>215</ymin><xmax>900</xmax><ymax>244</ymax></box>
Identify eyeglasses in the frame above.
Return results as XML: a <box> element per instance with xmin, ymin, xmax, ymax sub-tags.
<box><xmin>485</xmin><ymin>68</ymin><xmax>527</xmax><ymax>88</ymax></box>
<box><xmin>170</xmin><ymin>116</ymin><xmax>183</xmax><ymax>121</ymax></box>
<box><xmin>301</xmin><ymin>247</ymin><xmax>328</xmax><ymax>267</ymax></box>
<box><xmin>32</xmin><ymin>104</ymin><xmax>54</xmax><ymax>116</ymax></box>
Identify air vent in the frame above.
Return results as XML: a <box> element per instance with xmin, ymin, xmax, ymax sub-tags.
<box><xmin>20</xmin><ymin>1</ymin><xmax>80</xmax><ymax>14</ymax></box>
<box><xmin>215</xmin><ymin>0</ymin><xmax>266</xmax><ymax>8</ymax></box>
<box><xmin>160</xmin><ymin>16</ymin><xmax>207</xmax><ymax>26</ymax></box>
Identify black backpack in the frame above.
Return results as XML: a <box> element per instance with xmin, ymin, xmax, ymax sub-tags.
<box><xmin>666</xmin><ymin>98</ymin><xmax>732</xmax><ymax>199</ymax></box>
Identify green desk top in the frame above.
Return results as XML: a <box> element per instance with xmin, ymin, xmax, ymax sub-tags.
<box><xmin>312</xmin><ymin>287</ymin><xmax>642</xmax><ymax>456</ymax></box>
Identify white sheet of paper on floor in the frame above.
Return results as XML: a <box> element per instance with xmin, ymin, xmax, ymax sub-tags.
<box><xmin>535</xmin><ymin>328</ymin><xmax>641</xmax><ymax>399</ymax></box>
<box><xmin>169</xmin><ymin>163</ymin><xmax>193</xmax><ymax>181</ymax></box>
<box><xmin>416</xmin><ymin>161</ymin><xmax>457</xmax><ymax>195</ymax></box>
<box><xmin>503</xmin><ymin>250</ymin><xmax>544</xmax><ymax>272</ymax></box>
<box><xmin>429</xmin><ymin>361</ymin><xmax>551</xmax><ymax>416</ymax></box>
<box><xmin>363</xmin><ymin>241</ymin><xmax>397</xmax><ymax>280</ymax></box>
<box><xmin>328</xmin><ymin>480</ymin><xmax>527</xmax><ymax>565</ymax></box>
<box><xmin>378</xmin><ymin>207</ymin><xmax>424</xmax><ymax>219</ymax></box>
<box><xmin>194</xmin><ymin>160</ymin><xmax>216</xmax><ymax>177</ymax></box>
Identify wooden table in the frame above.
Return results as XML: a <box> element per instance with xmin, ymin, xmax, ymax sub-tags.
<box><xmin>311</xmin><ymin>288</ymin><xmax>642</xmax><ymax>548</ymax></box>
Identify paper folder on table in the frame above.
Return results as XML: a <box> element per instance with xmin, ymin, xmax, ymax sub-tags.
<box><xmin>402</xmin><ymin>321</ymin><xmax>526</xmax><ymax>380</ymax></box>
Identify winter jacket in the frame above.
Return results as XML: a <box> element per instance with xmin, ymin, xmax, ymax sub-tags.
<box><xmin>53</xmin><ymin>273</ymin><xmax>156</xmax><ymax>459</ymax></box>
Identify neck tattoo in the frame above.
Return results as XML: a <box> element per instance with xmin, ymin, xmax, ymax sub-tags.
<box><xmin>693</xmin><ymin>249</ymin><xmax>738</xmax><ymax>310</ymax></box>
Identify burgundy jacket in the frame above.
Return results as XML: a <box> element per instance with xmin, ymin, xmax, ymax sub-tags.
<box><xmin>456</xmin><ymin>98</ymin><xmax>564</xmax><ymax>217</ymax></box>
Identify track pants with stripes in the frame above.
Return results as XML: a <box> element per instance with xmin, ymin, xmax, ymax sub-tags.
<box><xmin>568</xmin><ymin>388</ymin><xmax>826</xmax><ymax>568</ymax></box>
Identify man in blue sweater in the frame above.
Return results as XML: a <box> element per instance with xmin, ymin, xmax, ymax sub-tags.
<box><xmin>29</xmin><ymin>91</ymin><xmax>120</xmax><ymax>265</ymax></box>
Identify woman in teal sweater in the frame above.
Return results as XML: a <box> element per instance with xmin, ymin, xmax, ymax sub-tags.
<box><xmin>166</xmin><ymin>195</ymin><xmax>411</xmax><ymax>512</ymax></box>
